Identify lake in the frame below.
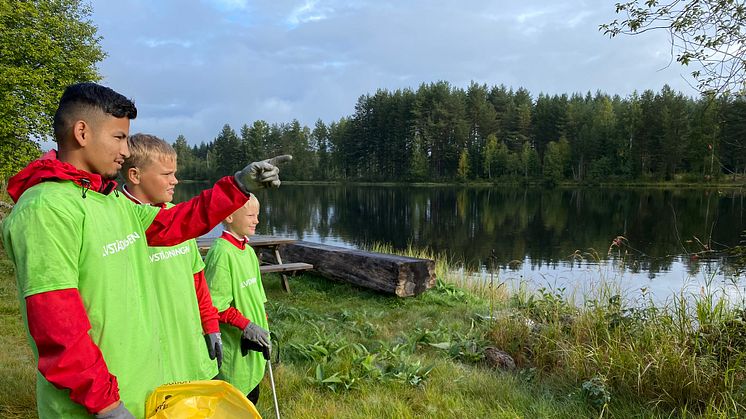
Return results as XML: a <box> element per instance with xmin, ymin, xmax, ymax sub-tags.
<box><xmin>175</xmin><ymin>183</ymin><xmax>746</xmax><ymax>304</ymax></box>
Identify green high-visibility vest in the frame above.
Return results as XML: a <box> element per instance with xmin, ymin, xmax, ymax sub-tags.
<box><xmin>205</xmin><ymin>237</ymin><xmax>268</xmax><ymax>394</ymax></box>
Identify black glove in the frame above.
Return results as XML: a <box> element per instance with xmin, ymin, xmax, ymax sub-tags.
<box><xmin>234</xmin><ymin>155</ymin><xmax>293</xmax><ymax>193</ymax></box>
<box><xmin>95</xmin><ymin>402</ymin><xmax>134</xmax><ymax>419</ymax></box>
<box><xmin>205</xmin><ymin>332</ymin><xmax>223</xmax><ymax>369</ymax></box>
<box><xmin>241</xmin><ymin>337</ymin><xmax>271</xmax><ymax>360</ymax></box>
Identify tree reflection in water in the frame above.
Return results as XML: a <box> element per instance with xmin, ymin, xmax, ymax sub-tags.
<box><xmin>176</xmin><ymin>184</ymin><xmax>746</xmax><ymax>302</ymax></box>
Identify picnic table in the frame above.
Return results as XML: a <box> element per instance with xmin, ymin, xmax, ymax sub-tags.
<box><xmin>197</xmin><ymin>235</ymin><xmax>313</xmax><ymax>292</ymax></box>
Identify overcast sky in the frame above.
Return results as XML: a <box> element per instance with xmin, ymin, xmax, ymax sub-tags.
<box><xmin>89</xmin><ymin>0</ymin><xmax>697</xmax><ymax>146</ymax></box>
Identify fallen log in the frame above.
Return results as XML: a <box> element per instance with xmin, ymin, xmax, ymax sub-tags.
<box><xmin>272</xmin><ymin>241</ymin><xmax>436</xmax><ymax>297</ymax></box>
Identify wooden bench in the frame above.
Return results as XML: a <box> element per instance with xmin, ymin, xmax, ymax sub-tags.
<box><xmin>259</xmin><ymin>262</ymin><xmax>313</xmax><ymax>274</ymax></box>
<box><xmin>259</xmin><ymin>262</ymin><xmax>314</xmax><ymax>292</ymax></box>
<box><xmin>198</xmin><ymin>235</ymin><xmax>313</xmax><ymax>292</ymax></box>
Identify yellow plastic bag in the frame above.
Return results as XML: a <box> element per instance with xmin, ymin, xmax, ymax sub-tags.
<box><xmin>145</xmin><ymin>380</ymin><xmax>261</xmax><ymax>419</ymax></box>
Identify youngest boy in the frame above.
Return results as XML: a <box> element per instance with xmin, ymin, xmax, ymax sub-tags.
<box><xmin>204</xmin><ymin>197</ymin><xmax>270</xmax><ymax>405</ymax></box>
<box><xmin>120</xmin><ymin>133</ymin><xmax>222</xmax><ymax>383</ymax></box>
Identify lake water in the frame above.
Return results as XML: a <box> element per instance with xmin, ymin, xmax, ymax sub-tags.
<box><xmin>175</xmin><ymin>183</ymin><xmax>746</xmax><ymax>304</ymax></box>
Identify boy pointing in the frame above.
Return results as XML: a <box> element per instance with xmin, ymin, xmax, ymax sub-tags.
<box><xmin>120</xmin><ymin>133</ymin><xmax>222</xmax><ymax>384</ymax></box>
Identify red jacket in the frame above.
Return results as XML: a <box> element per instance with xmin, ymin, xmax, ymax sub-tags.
<box><xmin>7</xmin><ymin>151</ymin><xmax>248</xmax><ymax>413</ymax></box>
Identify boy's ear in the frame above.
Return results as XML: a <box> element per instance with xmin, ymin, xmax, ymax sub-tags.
<box><xmin>71</xmin><ymin>120</ymin><xmax>90</xmax><ymax>147</ymax></box>
<box><xmin>225</xmin><ymin>214</ymin><xmax>233</xmax><ymax>224</ymax></box>
<box><xmin>126</xmin><ymin>167</ymin><xmax>141</xmax><ymax>185</ymax></box>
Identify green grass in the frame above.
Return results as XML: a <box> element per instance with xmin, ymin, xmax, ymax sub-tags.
<box><xmin>257</xmin><ymin>272</ymin><xmax>603</xmax><ymax>418</ymax></box>
<box><xmin>486</xmin><ymin>275</ymin><xmax>746</xmax><ymax>418</ymax></box>
<box><xmin>2</xmin><ymin>229</ymin><xmax>745</xmax><ymax>417</ymax></box>
<box><xmin>254</xmin><ymin>265</ymin><xmax>693</xmax><ymax>418</ymax></box>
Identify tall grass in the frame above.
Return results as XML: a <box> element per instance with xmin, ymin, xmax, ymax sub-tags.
<box><xmin>489</xmin><ymin>267</ymin><xmax>746</xmax><ymax>416</ymax></box>
<box><xmin>370</xmin><ymin>242</ymin><xmax>746</xmax><ymax>417</ymax></box>
<box><xmin>367</xmin><ymin>242</ymin><xmax>510</xmax><ymax>301</ymax></box>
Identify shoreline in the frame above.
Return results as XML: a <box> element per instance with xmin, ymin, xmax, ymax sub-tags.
<box><xmin>178</xmin><ymin>179</ymin><xmax>746</xmax><ymax>189</ymax></box>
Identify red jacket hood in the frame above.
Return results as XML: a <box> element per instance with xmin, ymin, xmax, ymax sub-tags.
<box><xmin>7</xmin><ymin>150</ymin><xmax>118</xmax><ymax>202</ymax></box>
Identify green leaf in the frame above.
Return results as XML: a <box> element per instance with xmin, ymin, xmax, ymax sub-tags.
<box><xmin>321</xmin><ymin>373</ymin><xmax>344</xmax><ymax>384</ymax></box>
<box><xmin>429</xmin><ymin>342</ymin><xmax>452</xmax><ymax>350</ymax></box>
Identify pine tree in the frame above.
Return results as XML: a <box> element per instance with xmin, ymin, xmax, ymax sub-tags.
<box><xmin>483</xmin><ymin>134</ymin><xmax>498</xmax><ymax>179</ymax></box>
<box><xmin>409</xmin><ymin>130</ymin><xmax>429</xmax><ymax>181</ymax></box>
<box><xmin>457</xmin><ymin>149</ymin><xmax>470</xmax><ymax>181</ymax></box>
<box><xmin>543</xmin><ymin>137</ymin><xmax>571</xmax><ymax>184</ymax></box>
<box><xmin>212</xmin><ymin>124</ymin><xmax>242</xmax><ymax>180</ymax></box>
<box><xmin>312</xmin><ymin>119</ymin><xmax>330</xmax><ymax>180</ymax></box>
<box><xmin>172</xmin><ymin>134</ymin><xmax>197</xmax><ymax>180</ymax></box>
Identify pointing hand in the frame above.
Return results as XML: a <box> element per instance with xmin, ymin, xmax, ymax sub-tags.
<box><xmin>234</xmin><ymin>155</ymin><xmax>293</xmax><ymax>193</ymax></box>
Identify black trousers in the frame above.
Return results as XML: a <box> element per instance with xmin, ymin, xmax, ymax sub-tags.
<box><xmin>247</xmin><ymin>383</ymin><xmax>260</xmax><ymax>405</ymax></box>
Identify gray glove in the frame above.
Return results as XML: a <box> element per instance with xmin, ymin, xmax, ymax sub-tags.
<box><xmin>234</xmin><ymin>155</ymin><xmax>293</xmax><ymax>193</ymax></box>
<box><xmin>205</xmin><ymin>332</ymin><xmax>223</xmax><ymax>369</ymax></box>
<box><xmin>95</xmin><ymin>402</ymin><xmax>134</xmax><ymax>419</ymax></box>
<box><xmin>242</xmin><ymin>322</ymin><xmax>271</xmax><ymax>348</ymax></box>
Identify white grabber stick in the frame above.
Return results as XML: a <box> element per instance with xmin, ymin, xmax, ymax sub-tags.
<box><xmin>242</xmin><ymin>339</ymin><xmax>280</xmax><ymax>419</ymax></box>
<box><xmin>266</xmin><ymin>356</ymin><xmax>280</xmax><ymax>419</ymax></box>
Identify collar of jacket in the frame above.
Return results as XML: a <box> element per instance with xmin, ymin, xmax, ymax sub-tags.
<box><xmin>121</xmin><ymin>185</ymin><xmax>167</xmax><ymax>209</ymax></box>
<box><xmin>221</xmin><ymin>230</ymin><xmax>249</xmax><ymax>250</ymax></box>
<box><xmin>7</xmin><ymin>150</ymin><xmax>118</xmax><ymax>202</ymax></box>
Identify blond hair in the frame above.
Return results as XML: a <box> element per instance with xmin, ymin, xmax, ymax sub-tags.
<box><xmin>247</xmin><ymin>193</ymin><xmax>260</xmax><ymax>209</ymax></box>
<box><xmin>222</xmin><ymin>194</ymin><xmax>260</xmax><ymax>228</ymax></box>
<box><xmin>121</xmin><ymin>133</ymin><xmax>177</xmax><ymax>174</ymax></box>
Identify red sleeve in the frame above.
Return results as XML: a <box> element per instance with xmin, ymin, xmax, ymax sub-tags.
<box><xmin>146</xmin><ymin>176</ymin><xmax>249</xmax><ymax>247</ymax></box>
<box><xmin>218</xmin><ymin>307</ymin><xmax>250</xmax><ymax>330</ymax></box>
<box><xmin>193</xmin><ymin>271</ymin><xmax>219</xmax><ymax>334</ymax></box>
<box><xmin>26</xmin><ymin>289</ymin><xmax>120</xmax><ymax>414</ymax></box>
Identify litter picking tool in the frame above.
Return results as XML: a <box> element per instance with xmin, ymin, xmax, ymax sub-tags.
<box><xmin>242</xmin><ymin>338</ymin><xmax>281</xmax><ymax>419</ymax></box>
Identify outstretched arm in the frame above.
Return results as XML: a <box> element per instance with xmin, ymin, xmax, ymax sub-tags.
<box><xmin>145</xmin><ymin>177</ymin><xmax>247</xmax><ymax>247</ymax></box>
<box><xmin>145</xmin><ymin>155</ymin><xmax>292</xmax><ymax>246</ymax></box>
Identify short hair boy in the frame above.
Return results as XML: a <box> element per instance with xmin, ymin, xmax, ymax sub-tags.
<box><xmin>120</xmin><ymin>133</ymin><xmax>223</xmax><ymax>383</ymax></box>
<box><xmin>204</xmin><ymin>197</ymin><xmax>270</xmax><ymax>405</ymax></box>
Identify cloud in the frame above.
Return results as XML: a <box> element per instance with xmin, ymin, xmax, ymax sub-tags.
<box><xmin>286</xmin><ymin>0</ymin><xmax>334</xmax><ymax>28</ymax></box>
<box><xmin>516</xmin><ymin>8</ymin><xmax>552</xmax><ymax>24</ymax></box>
<box><xmin>260</xmin><ymin>97</ymin><xmax>294</xmax><ymax>115</ymax></box>
<box><xmin>89</xmin><ymin>0</ymin><xmax>698</xmax><ymax>145</ymax></box>
<box><xmin>139</xmin><ymin>38</ymin><xmax>193</xmax><ymax>48</ymax></box>
<box><xmin>565</xmin><ymin>10</ymin><xmax>593</xmax><ymax>28</ymax></box>
<box><xmin>203</xmin><ymin>0</ymin><xmax>248</xmax><ymax>12</ymax></box>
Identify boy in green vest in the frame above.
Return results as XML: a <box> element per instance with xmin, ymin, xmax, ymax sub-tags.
<box><xmin>204</xmin><ymin>198</ymin><xmax>269</xmax><ymax>405</ymax></box>
<box><xmin>2</xmin><ymin>82</ymin><xmax>290</xmax><ymax>418</ymax></box>
<box><xmin>120</xmin><ymin>133</ymin><xmax>222</xmax><ymax>383</ymax></box>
